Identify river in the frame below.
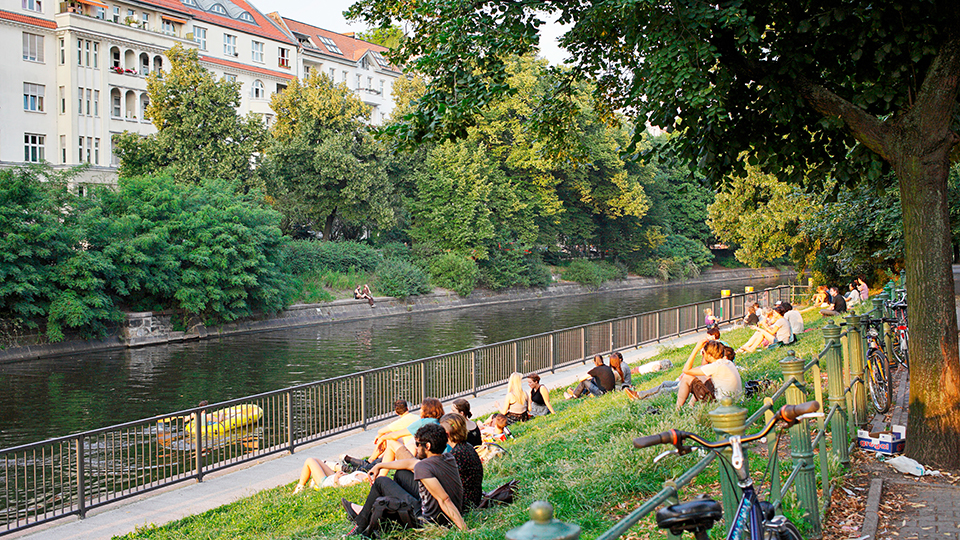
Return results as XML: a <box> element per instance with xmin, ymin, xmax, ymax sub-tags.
<box><xmin>0</xmin><ymin>275</ymin><xmax>789</xmax><ymax>449</ymax></box>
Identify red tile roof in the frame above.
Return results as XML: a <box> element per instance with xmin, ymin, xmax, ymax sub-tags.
<box><xmin>180</xmin><ymin>0</ymin><xmax>295</xmax><ymax>45</ymax></box>
<box><xmin>200</xmin><ymin>54</ymin><xmax>295</xmax><ymax>80</ymax></box>
<box><xmin>137</xmin><ymin>0</ymin><xmax>191</xmax><ymax>17</ymax></box>
<box><xmin>0</xmin><ymin>8</ymin><xmax>57</xmax><ymax>29</ymax></box>
<box><xmin>278</xmin><ymin>16</ymin><xmax>398</xmax><ymax>71</ymax></box>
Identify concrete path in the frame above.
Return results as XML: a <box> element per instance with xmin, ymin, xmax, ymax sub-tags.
<box><xmin>12</xmin><ymin>329</ymin><xmax>710</xmax><ymax>540</ymax></box>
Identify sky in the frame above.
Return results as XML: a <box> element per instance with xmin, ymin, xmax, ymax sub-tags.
<box><xmin>260</xmin><ymin>0</ymin><xmax>570</xmax><ymax>65</ymax></box>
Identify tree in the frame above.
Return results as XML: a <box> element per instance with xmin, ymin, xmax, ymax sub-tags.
<box><xmin>114</xmin><ymin>44</ymin><xmax>265</xmax><ymax>185</ymax></box>
<box><xmin>356</xmin><ymin>24</ymin><xmax>404</xmax><ymax>48</ymax></box>
<box><xmin>263</xmin><ymin>72</ymin><xmax>395</xmax><ymax>239</ymax></box>
<box><xmin>708</xmin><ymin>163</ymin><xmax>813</xmax><ymax>268</ymax></box>
<box><xmin>347</xmin><ymin>0</ymin><xmax>960</xmax><ymax>467</ymax></box>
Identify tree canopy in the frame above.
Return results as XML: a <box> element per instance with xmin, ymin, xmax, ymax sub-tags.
<box><xmin>347</xmin><ymin>0</ymin><xmax>960</xmax><ymax>466</ymax></box>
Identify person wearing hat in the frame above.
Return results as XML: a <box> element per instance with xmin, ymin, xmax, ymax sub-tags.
<box><xmin>525</xmin><ymin>373</ymin><xmax>555</xmax><ymax>416</ymax></box>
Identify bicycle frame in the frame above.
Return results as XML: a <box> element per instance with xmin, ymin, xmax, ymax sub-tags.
<box><xmin>725</xmin><ymin>436</ymin><xmax>764</xmax><ymax>540</ymax></box>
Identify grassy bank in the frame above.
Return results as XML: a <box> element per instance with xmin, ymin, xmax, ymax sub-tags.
<box><xmin>117</xmin><ymin>308</ymin><xmax>845</xmax><ymax>540</ymax></box>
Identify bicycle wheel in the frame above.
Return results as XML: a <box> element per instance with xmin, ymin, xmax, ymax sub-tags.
<box><xmin>760</xmin><ymin>516</ymin><xmax>804</xmax><ymax>540</ymax></box>
<box><xmin>868</xmin><ymin>348</ymin><xmax>892</xmax><ymax>413</ymax></box>
<box><xmin>890</xmin><ymin>330</ymin><xmax>907</xmax><ymax>370</ymax></box>
<box><xmin>899</xmin><ymin>328</ymin><xmax>909</xmax><ymax>370</ymax></box>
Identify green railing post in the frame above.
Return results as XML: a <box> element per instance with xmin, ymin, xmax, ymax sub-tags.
<box><xmin>844</xmin><ymin>315</ymin><xmax>865</xmax><ymax>430</ymax></box>
<box><xmin>780</xmin><ymin>351</ymin><xmax>820</xmax><ymax>535</ymax></box>
<box><xmin>506</xmin><ymin>501</ymin><xmax>580</xmax><ymax>540</ymax></box>
<box><xmin>899</xmin><ymin>270</ymin><xmax>906</xmax><ymax>288</ymax></box>
<box><xmin>827</xmin><ymin>320</ymin><xmax>850</xmax><ymax>464</ymax></box>
<box><xmin>709</xmin><ymin>398</ymin><xmax>747</xmax><ymax>522</ymax></box>
<box><xmin>871</xmin><ymin>295</ymin><xmax>885</xmax><ymax>317</ymax></box>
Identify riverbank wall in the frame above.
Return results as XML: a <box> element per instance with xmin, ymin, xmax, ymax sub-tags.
<box><xmin>0</xmin><ymin>266</ymin><xmax>795</xmax><ymax>364</ymax></box>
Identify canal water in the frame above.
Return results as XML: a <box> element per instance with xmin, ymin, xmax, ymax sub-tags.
<box><xmin>0</xmin><ymin>275</ymin><xmax>789</xmax><ymax>449</ymax></box>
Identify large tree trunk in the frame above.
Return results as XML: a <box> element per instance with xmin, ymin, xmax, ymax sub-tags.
<box><xmin>322</xmin><ymin>211</ymin><xmax>337</xmax><ymax>241</ymax></box>
<box><xmin>894</xmin><ymin>138</ymin><xmax>960</xmax><ymax>469</ymax></box>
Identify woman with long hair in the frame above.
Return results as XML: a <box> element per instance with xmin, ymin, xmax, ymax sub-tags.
<box><xmin>498</xmin><ymin>372</ymin><xmax>530</xmax><ymax>424</ymax></box>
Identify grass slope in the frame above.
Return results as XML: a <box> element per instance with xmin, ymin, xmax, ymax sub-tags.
<box><xmin>117</xmin><ymin>307</ymin><xmax>849</xmax><ymax>540</ymax></box>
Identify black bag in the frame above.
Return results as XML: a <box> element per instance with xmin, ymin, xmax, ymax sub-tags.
<box><xmin>359</xmin><ymin>496</ymin><xmax>420</xmax><ymax>538</ymax></box>
<box><xmin>690</xmin><ymin>378</ymin><xmax>716</xmax><ymax>403</ymax></box>
<box><xmin>478</xmin><ymin>479</ymin><xmax>519</xmax><ymax>509</ymax></box>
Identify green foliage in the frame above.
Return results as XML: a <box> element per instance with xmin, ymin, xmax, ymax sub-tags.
<box><xmin>114</xmin><ymin>44</ymin><xmax>265</xmax><ymax>185</ymax></box>
<box><xmin>477</xmin><ymin>243</ymin><xmax>547</xmax><ymax>290</ymax></box>
<box><xmin>561</xmin><ymin>259</ymin><xmax>626</xmax><ymax>288</ymax></box>
<box><xmin>378</xmin><ymin>242</ymin><xmax>411</xmax><ymax>261</ymax></box>
<box><xmin>427</xmin><ymin>253</ymin><xmax>479</xmax><ymax>296</ymax></box>
<box><xmin>263</xmin><ymin>72</ymin><xmax>395</xmax><ymax>240</ymax></box>
<box><xmin>355</xmin><ymin>24</ymin><xmax>403</xmax><ymax>48</ymax></box>
<box><xmin>281</xmin><ymin>240</ymin><xmax>380</xmax><ymax>275</ymax></box>
<box><xmin>375</xmin><ymin>258</ymin><xmax>431</xmax><ymax>299</ymax></box>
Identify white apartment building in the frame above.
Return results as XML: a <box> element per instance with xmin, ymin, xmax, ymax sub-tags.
<box><xmin>1</xmin><ymin>0</ymin><xmax>401</xmax><ymax>190</ymax></box>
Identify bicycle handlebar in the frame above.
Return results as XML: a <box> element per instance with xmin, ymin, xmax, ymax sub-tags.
<box><xmin>633</xmin><ymin>401</ymin><xmax>821</xmax><ymax>451</ymax></box>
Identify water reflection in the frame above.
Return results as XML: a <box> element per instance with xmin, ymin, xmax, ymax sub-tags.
<box><xmin>0</xmin><ymin>276</ymin><xmax>787</xmax><ymax>448</ymax></box>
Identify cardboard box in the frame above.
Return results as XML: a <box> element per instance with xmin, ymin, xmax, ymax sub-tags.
<box><xmin>857</xmin><ymin>425</ymin><xmax>906</xmax><ymax>455</ymax></box>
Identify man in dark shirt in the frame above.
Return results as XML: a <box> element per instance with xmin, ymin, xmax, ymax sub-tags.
<box><xmin>343</xmin><ymin>423</ymin><xmax>466</xmax><ymax>535</ymax></box>
<box><xmin>565</xmin><ymin>355</ymin><xmax>616</xmax><ymax>398</ymax></box>
<box><xmin>820</xmin><ymin>287</ymin><xmax>848</xmax><ymax>317</ymax></box>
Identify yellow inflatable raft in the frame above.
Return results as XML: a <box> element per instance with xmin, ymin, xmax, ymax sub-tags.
<box><xmin>183</xmin><ymin>404</ymin><xmax>263</xmax><ymax>438</ymax></box>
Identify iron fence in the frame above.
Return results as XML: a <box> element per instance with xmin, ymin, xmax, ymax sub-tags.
<box><xmin>0</xmin><ymin>285</ymin><xmax>790</xmax><ymax>535</ymax></box>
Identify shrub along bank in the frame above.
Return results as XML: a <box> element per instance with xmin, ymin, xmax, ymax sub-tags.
<box><xmin>116</xmin><ymin>309</ymin><xmax>840</xmax><ymax>540</ymax></box>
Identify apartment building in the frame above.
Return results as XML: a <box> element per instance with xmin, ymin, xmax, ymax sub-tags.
<box><xmin>1</xmin><ymin>0</ymin><xmax>401</xmax><ymax>189</ymax></box>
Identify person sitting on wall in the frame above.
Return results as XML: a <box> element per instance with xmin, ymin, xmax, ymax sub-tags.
<box><xmin>497</xmin><ymin>372</ymin><xmax>530</xmax><ymax>425</ymax></box>
<box><xmin>354</xmin><ymin>284</ymin><xmax>375</xmax><ymax>307</ymax></box>
<box><xmin>564</xmin><ymin>354</ymin><xmax>616</xmax><ymax>399</ymax></box>
<box><xmin>737</xmin><ymin>304</ymin><xmax>793</xmax><ymax>354</ymax></box>
<box><xmin>342</xmin><ymin>423</ymin><xmax>466</xmax><ymax>536</ymax></box>
<box><xmin>439</xmin><ymin>413</ymin><xmax>484</xmax><ymax>511</ymax></box>
<box><xmin>452</xmin><ymin>398</ymin><xmax>482</xmax><ymax>446</ymax></box>
<box><xmin>525</xmin><ymin>373</ymin><xmax>556</xmax><ymax>416</ymax></box>
<box><xmin>819</xmin><ymin>287</ymin><xmax>848</xmax><ymax>317</ymax></box>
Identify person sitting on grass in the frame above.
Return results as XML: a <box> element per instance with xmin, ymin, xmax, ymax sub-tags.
<box><xmin>479</xmin><ymin>413</ymin><xmax>510</xmax><ymax>442</ymax></box>
<box><xmin>675</xmin><ymin>341</ymin><xmax>743</xmax><ymax>410</ymax></box>
<box><xmin>737</xmin><ymin>304</ymin><xmax>793</xmax><ymax>354</ymax></box>
<box><xmin>610</xmin><ymin>351</ymin><xmax>633</xmax><ymax>389</ymax></box>
<box><xmin>819</xmin><ymin>287</ymin><xmax>847</xmax><ymax>317</ymax></box>
<box><xmin>742</xmin><ymin>304</ymin><xmax>760</xmax><ymax>327</ymax></box>
<box><xmin>564</xmin><ymin>354</ymin><xmax>616</xmax><ymax>399</ymax></box>
<box><xmin>342</xmin><ymin>423</ymin><xmax>466</xmax><ymax>536</ymax></box>
<box><xmin>452</xmin><ymin>398</ymin><xmax>482</xmax><ymax>446</ymax></box>
<box><xmin>525</xmin><ymin>373</ymin><xmax>556</xmax><ymax>416</ymax></box>
<box><xmin>292</xmin><ymin>458</ymin><xmax>370</xmax><ymax>493</ymax></box>
<box><xmin>440</xmin><ymin>413</ymin><xmax>484</xmax><ymax>511</ymax></box>
<box><xmin>497</xmin><ymin>372</ymin><xmax>530</xmax><ymax>424</ymax></box>
<box><xmin>344</xmin><ymin>398</ymin><xmax>444</xmax><ymax>472</ymax></box>
<box><xmin>781</xmin><ymin>302</ymin><xmax>805</xmax><ymax>335</ymax></box>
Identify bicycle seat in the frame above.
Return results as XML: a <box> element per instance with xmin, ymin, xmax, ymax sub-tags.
<box><xmin>655</xmin><ymin>497</ymin><xmax>723</xmax><ymax>534</ymax></box>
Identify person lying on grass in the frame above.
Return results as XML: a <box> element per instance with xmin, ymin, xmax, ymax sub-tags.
<box><xmin>675</xmin><ymin>341</ymin><xmax>742</xmax><ymax>410</ymax></box>
<box><xmin>292</xmin><ymin>458</ymin><xmax>370</xmax><ymax>493</ymax></box>
<box><xmin>342</xmin><ymin>423</ymin><xmax>466</xmax><ymax>535</ymax></box>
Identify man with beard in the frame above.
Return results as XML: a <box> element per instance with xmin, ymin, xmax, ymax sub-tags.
<box><xmin>341</xmin><ymin>423</ymin><xmax>466</xmax><ymax>535</ymax></box>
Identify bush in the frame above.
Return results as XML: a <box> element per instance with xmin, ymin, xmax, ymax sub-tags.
<box><xmin>562</xmin><ymin>259</ymin><xmax>603</xmax><ymax>288</ymax></box>
<box><xmin>427</xmin><ymin>253</ymin><xmax>479</xmax><ymax>296</ymax></box>
<box><xmin>525</xmin><ymin>257</ymin><xmax>553</xmax><ymax>289</ymax></box>
<box><xmin>657</xmin><ymin>235</ymin><xmax>714</xmax><ymax>269</ymax></box>
<box><xmin>379</xmin><ymin>242</ymin><xmax>411</xmax><ymax>261</ymax></box>
<box><xmin>478</xmin><ymin>246</ymin><xmax>532</xmax><ymax>290</ymax></box>
<box><xmin>281</xmin><ymin>241</ymin><xmax>380</xmax><ymax>275</ymax></box>
<box><xmin>375</xmin><ymin>258</ymin><xmax>431</xmax><ymax>299</ymax></box>
<box><xmin>596</xmin><ymin>260</ymin><xmax>628</xmax><ymax>282</ymax></box>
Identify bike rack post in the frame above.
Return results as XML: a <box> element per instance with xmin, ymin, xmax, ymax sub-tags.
<box><xmin>826</xmin><ymin>321</ymin><xmax>849</xmax><ymax>464</ymax></box>
<box><xmin>708</xmin><ymin>398</ymin><xmax>747</xmax><ymax>523</ymax></box>
<box><xmin>506</xmin><ymin>501</ymin><xmax>580</xmax><ymax>540</ymax></box>
<box><xmin>845</xmin><ymin>318</ymin><xmax>867</xmax><ymax>427</ymax></box>
<box><xmin>780</xmin><ymin>351</ymin><xmax>821</xmax><ymax>536</ymax></box>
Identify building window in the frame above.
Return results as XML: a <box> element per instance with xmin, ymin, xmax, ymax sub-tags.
<box><xmin>278</xmin><ymin>47</ymin><xmax>290</xmax><ymax>68</ymax></box>
<box><xmin>303</xmin><ymin>65</ymin><xmax>311</xmax><ymax>78</ymax></box>
<box><xmin>86</xmin><ymin>89</ymin><xmax>92</xmax><ymax>115</ymax></box>
<box><xmin>24</xmin><ymin>133</ymin><xmax>44</xmax><ymax>162</ymax></box>
<box><xmin>93</xmin><ymin>42</ymin><xmax>98</xmax><ymax>67</ymax></box>
<box><xmin>78</xmin><ymin>137</ymin><xmax>83</xmax><ymax>162</ymax></box>
<box><xmin>112</xmin><ymin>92</ymin><xmax>121</xmax><ymax>117</ymax></box>
<box><xmin>162</xmin><ymin>20</ymin><xmax>176</xmax><ymax>35</ymax></box>
<box><xmin>94</xmin><ymin>90</ymin><xmax>99</xmax><ymax>116</ymax></box>
<box><xmin>342</xmin><ymin>70</ymin><xmax>347</xmax><ymax>83</ymax></box>
<box><xmin>224</xmin><ymin>34</ymin><xmax>236</xmax><ymax>56</ymax></box>
<box><xmin>112</xmin><ymin>6</ymin><xmax>119</xmax><ymax>22</ymax></box>
<box><xmin>60</xmin><ymin>135</ymin><xmax>66</xmax><ymax>163</ymax></box>
<box><xmin>78</xmin><ymin>87</ymin><xmax>83</xmax><ymax>112</ymax></box>
<box><xmin>318</xmin><ymin>35</ymin><xmax>342</xmax><ymax>54</ymax></box>
<box><xmin>94</xmin><ymin>138</ymin><xmax>100</xmax><ymax>164</ymax></box>
<box><xmin>193</xmin><ymin>27</ymin><xmax>206</xmax><ymax>50</ymax></box>
<box><xmin>85</xmin><ymin>40</ymin><xmax>90</xmax><ymax>66</ymax></box>
<box><xmin>22</xmin><ymin>33</ymin><xmax>44</xmax><ymax>63</ymax></box>
<box><xmin>59</xmin><ymin>86</ymin><xmax>65</xmax><ymax>113</ymax></box>
<box><xmin>112</xmin><ymin>48</ymin><xmax>120</xmax><ymax>68</ymax></box>
<box><xmin>22</xmin><ymin>0</ymin><xmax>42</xmax><ymax>11</ymax></box>
<box><xmin>210</xmin><ymin>3</ymin><xmax>226</xmax><ymax>14</ymax></box>
<box><xmin>329</xmin><ymin>67</ymin><xmax>335</xmax><ymax>79</ymax></box>
<box><xmin>379</xmin><ymin>79</ymin><xmax>384</xmax><ymax>95</ymax></box>
<box><xmin>59</xmin><ymin>38</ymin><xmax>64</xmax><ymax>64</ymax></box>
<box><xmin>251</xmin><ymin>41</ymin><xmax>263</xmax><ymax>63</ymax></box>
<box><xmin>23</xmin><ymin>83</ymin><xmax>44</xmax><ymax>112</ymax></box>
<box><xmin>224</xmin><ymin>73</ymin><xmax>236</xmax><ymax>82</ymax></box>
<box><xmin>96</xmin><ymin>6</ymin><xmax>105</xmax><ymax>19</ymax></box>
<box><xmin>127</xmin><ymin>9</ymin><xmax>134</xmax><ymax>21</ymax></box>
<box><xmin>356</xmin><ymin>74</ymin><xmax>361</xmax><ymax>90</ymax></box>
<box><xmin>141</xmin><ymin>12</ymin><xmax>149</xmax><ymax>30</ymax></box>
<box><xmin>77</xmin><ymin>39</ymin><xmax>82</xmax><ymax>65</ymax></box>
<box><xmin>239</xmin><ymin>11</ymin><xmax>254</xmax><ymax>22</ymax></box>
<box><xmin>367</xmin><ymin>76</ymin><xmax>373</xmax><ymax>90</ymax></box>
<box><xmin>252</xmin><ymin>79</ymin><xmax>264</xmax><ymax>99</ymax></box>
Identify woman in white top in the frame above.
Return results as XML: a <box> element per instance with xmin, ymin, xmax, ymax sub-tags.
<box><xmin>676</xmin><ymin>340</ymin><xmax>742</xmax><ymax>409</ymax></box>
<box><xmin>498</xmin><ymin>372</ymin><xmax>530</xmax><ymax>424</ymax></box>
<box><xmin>737</xmin><ymin>304</ymin><xmax>793</xmax><ymax>354</ymax></box>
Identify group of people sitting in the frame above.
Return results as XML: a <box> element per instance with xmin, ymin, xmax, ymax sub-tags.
<box><xmin>495</xmin><ymin>372</ymin><xmax>557</xmax><ymax>424</ymax></box>
<box><xmin>806</xmin><ymin>279</ymin><xmax>866</xmax><ymax>317</ymax></box>
<box><xmin>563</xmin><ymin>352</ymin><xmax>632</xmax><ymax>399</ymax></box>
<box><xmin>736</xmin><ymin>301</ymin><xmax>804</xmax><ymax>354</ymax></box>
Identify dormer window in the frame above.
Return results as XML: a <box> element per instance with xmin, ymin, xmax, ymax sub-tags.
<box><xmin>182</xmin><ymin>0</ymin><xmax>196</xmax><ymax>5</ymax></box>
<box><xmin>239</xmin><ymin>11</ymin><xmax>254</xmax><ymax>22</ymax></box>
<box><xmin>210</xmin><ymin>4</ymin><xmax>226</xmax><ymax>15</ymax></box>
<box><xmin>317</xmin><ymin>35</ymin><xmax>342</xmax><ymax>55</ymax></box>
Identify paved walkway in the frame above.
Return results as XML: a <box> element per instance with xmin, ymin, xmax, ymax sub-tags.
<box><xmin>12</xmin><ymin>329</ymin><xmax>710</xmax><ymax>540</ymax></box>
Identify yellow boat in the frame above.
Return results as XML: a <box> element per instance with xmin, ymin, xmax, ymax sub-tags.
<box><xmin>183</xmin><ymin>404</ymin><xmax>264</xmax><ymax>438</ymax></box>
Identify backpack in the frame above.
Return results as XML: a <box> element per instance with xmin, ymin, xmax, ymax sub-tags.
<box><xmin>359</xmin><ymin>496</ymin><xmax>420</xmax><ymax>538</ymax></box>
<box><xmin>690</xmin><ymin>378</ymin><xmax>716</xmax><ymax>403</ymax></box>
<box><xmin>478</xmin><ymin>479</ymin><xmax>519</xmax><ymax>509</ymax></box>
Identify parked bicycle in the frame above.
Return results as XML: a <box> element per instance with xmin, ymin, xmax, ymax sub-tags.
<box><xmin>860</xmin><ymin>315</ymin><xmax>893</xmax><ymax>413</ymax></box>
<box><xmin>884</xmin><ymin>290</ymin><xmax>908</xmax><ymax>370</ymax></box>
<box><xmin>633</xmin><ymin>401</ymin><xmax>820</xmax><ymax>540</ymax></box>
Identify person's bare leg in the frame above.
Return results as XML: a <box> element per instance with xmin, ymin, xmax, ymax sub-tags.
<box><xmin>381</xmin><ymin>439</ymin><xmax>403</xmax><ymax>463</ymax></box>
<box><xmin>294</xmin><ymin>458</ymin><xmax>332</xmax><ymax>493</ymax></box>
<box><xmin>675</xmin><ymin>374</ymin><xmax>694</xmax><ymax>410</ymax></box>
<box><xmin>740</xmin><ymin>331</ymin><xmax>765</xmax><ymax>353</ymax></box>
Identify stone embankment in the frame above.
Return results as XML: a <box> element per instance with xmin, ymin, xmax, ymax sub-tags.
<box><xmin>0</xmin><ymin>266</ymin><xmax>793</xmax><ymax>364</ymax></box>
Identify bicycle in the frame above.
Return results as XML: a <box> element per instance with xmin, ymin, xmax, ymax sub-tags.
<box><xmin>633</xmin><ymin>401</ymin><xmax>820</xmax><ymax>540</ymax></box>
<box><xmin>860</xmin><ymin>315</ymin><xmax>892</xmax><ymax>413</ymax></box>
<box><xmin>884</xmin><ymin>291</ymin><xmax>908</xmax><ymax>371</ymax></box>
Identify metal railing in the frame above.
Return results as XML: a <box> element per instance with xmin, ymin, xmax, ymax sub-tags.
<box><xmin>592</xmin><ymin>312</ymin><xmax>873</xmax><ymax>540</ymax></box>
<box><xmin>0</xmin><ymin>285</ymin><xmax>791</xmax><ymax>536</ymax></box>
